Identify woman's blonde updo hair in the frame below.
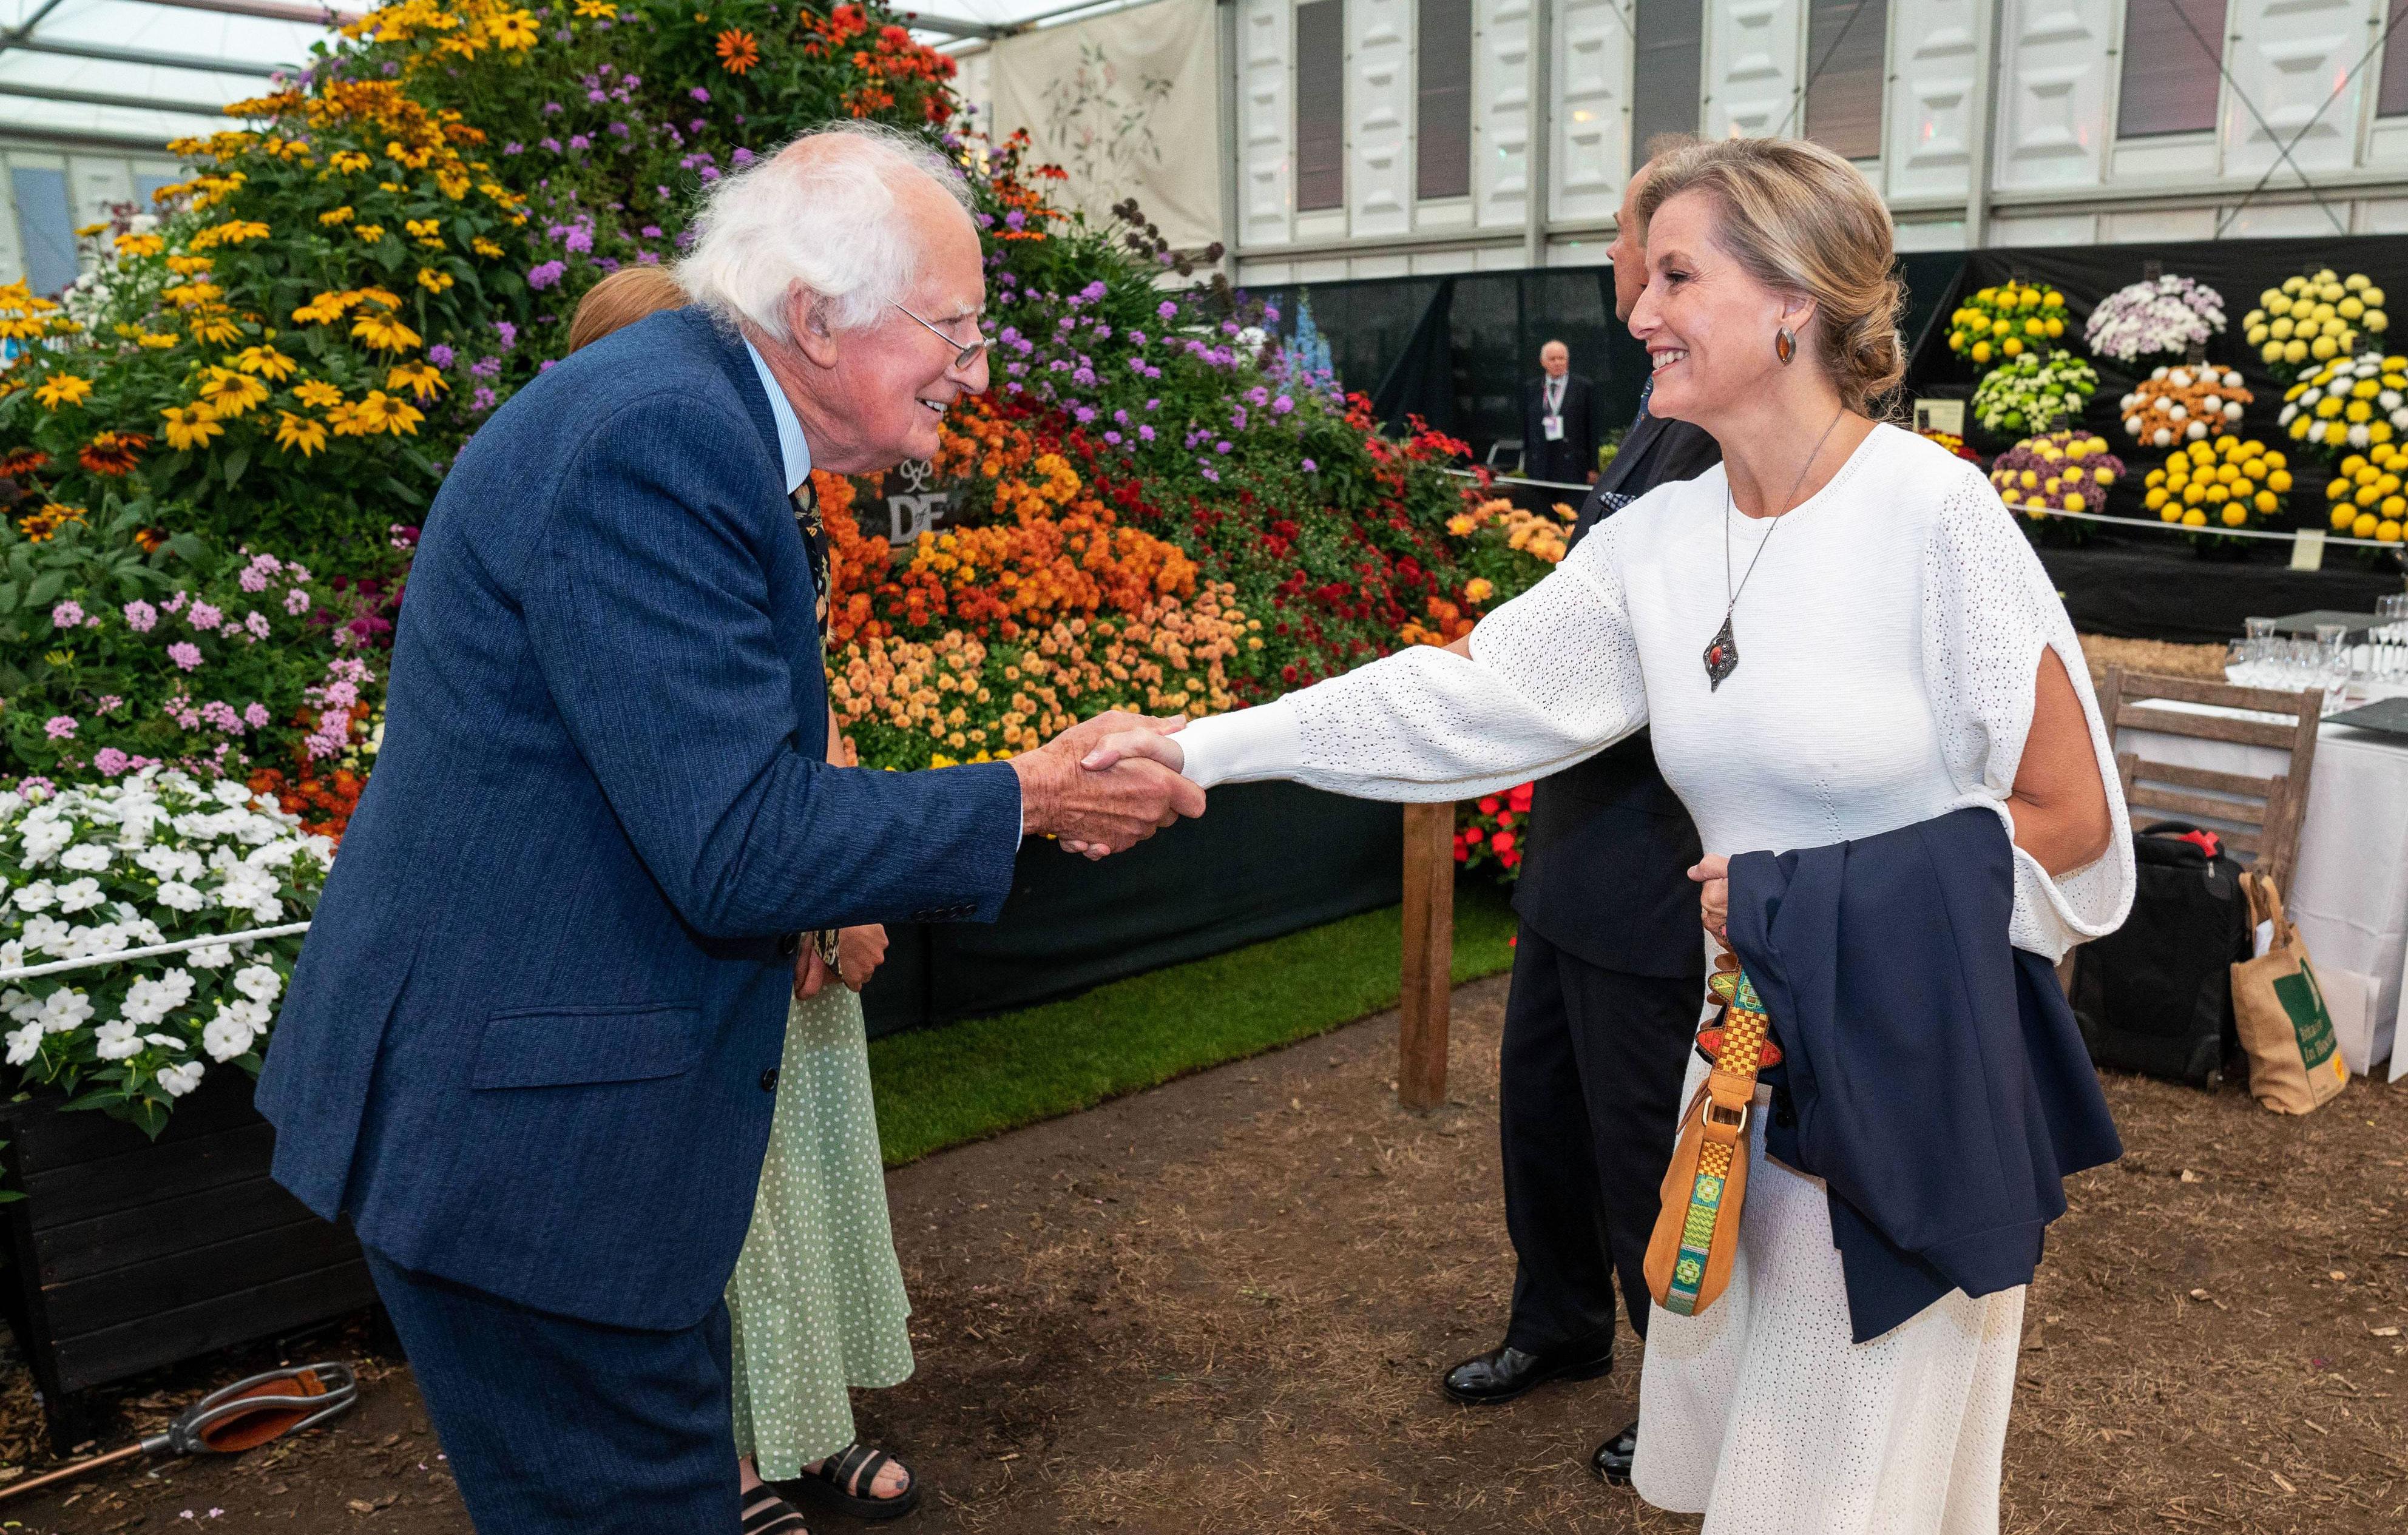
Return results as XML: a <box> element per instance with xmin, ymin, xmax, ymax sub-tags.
<box><xmin>1634</xmin><ymin>137</ymin><xmax>1905</xmax><ymax>414</ymax></box>
<box><xmin>567</xmin><ymin>265</ymin><xmax>690</xmax><ymax>353</ymax></box>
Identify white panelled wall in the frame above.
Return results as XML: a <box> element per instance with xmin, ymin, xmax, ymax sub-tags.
<box><xmin>1229</xmin><ymin>0</ymin><xmax>2408</xmax><ymax>283</ymax></box>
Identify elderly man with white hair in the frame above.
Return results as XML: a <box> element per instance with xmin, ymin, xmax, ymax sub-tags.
<box><xmin>254</xmin><ymin>121</ymin><xmax>1202</xmax><ymax>1535</ymax></box>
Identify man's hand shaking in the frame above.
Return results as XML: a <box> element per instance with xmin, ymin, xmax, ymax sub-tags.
<box><xmin>1009</xmin><ymin>712</ymin><xmax>1204</xmax><ymax>859</ymax></box>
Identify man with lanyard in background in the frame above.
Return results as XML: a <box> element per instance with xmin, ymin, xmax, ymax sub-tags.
<box><xmin>1520</xmin><ymin>339</ymin><xmax>1599</xmax><ymax>488</ymax></box>
<box><xmin>1439</xmin><ymin>137</ymin><xmax>1721</xmax><ymax>1490</ymax></box>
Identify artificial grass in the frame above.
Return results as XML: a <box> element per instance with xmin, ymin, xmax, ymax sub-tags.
<box><xmin>867</xmin><ymin>881</ymin><xmax>1520</xmax><ymax>1166</ymax></box>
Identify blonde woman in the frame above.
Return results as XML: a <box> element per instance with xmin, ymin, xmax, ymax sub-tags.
<box><xmin>1086</xmin><ymin>137</ymin><xmax>2131</xmax><ymax>1531</ymax></box>
<box><xmin>568</xmin><ymin>272</ymin><xmax>922</xmax><ymax>1531</ymax></box>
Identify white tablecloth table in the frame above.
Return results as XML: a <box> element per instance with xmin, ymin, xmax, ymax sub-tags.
<box><xmin>2117</xmin><ymin>706</ymin><xmax>2408</xmax><ymax>1080</ymax></box>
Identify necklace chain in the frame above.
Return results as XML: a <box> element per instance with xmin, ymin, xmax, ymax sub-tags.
<box><xmin>1720</xmin><ymin>405</ymin><xmax>1850</xmax><ymax>622</ymax></box>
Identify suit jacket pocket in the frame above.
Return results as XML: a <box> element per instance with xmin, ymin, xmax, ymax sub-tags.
<box><xmin>471</xmin><ymin>1002</ymin><xmax>704</xmax><ymax>1089</ymax></box>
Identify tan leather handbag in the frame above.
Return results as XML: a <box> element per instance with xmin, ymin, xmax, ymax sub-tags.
<box><xmin>1645</xmin><ymin>956</ymin><xmax>1777</xmax><ymax>1318</ymax></box>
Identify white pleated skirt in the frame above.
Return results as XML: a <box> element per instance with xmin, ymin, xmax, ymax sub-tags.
<box><xmin>1631</xmin><ymin>1055</ymin><xmax>2024</xmax><ymax>1535</ymax></box>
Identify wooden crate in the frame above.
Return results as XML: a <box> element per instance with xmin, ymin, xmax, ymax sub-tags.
<box><xmin>0</xmin><ymin>1071</ymin><xmax>374</xmax><ymax>1451</ymax></box>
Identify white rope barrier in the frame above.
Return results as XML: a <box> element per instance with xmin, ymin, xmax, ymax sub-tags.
<box><xmin>1446</xmin><ymin>469</ymin><xmax>1598</xmax><ymax>494</ymax></box>
<box><xmin>0</xmin><ymin>922</ymin><xmax>313</xmax><ymax>985</ymax></box>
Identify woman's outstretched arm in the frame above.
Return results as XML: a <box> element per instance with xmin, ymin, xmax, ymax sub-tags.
<box><xmin>2007</xmin><ymin>647</ymin><xmax>2114</xmax><ymax>877</ymax></box>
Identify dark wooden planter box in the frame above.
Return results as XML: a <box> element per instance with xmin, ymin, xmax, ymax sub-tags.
<box><xmin>0</xmin><ymin>1071</ymin><xmax>374</xmax><ymax>1451</ymax></box>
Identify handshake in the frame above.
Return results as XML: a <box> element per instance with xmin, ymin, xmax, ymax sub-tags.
<box><xmin>1006</xmin><ymin>711</ymin><xmax>1202</xmax><ymax>859</ymax></box>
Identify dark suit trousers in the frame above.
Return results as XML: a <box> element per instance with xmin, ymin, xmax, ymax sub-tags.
<box><xmin>1499</xmin><ymin>926</ymin><xmax>1700</xmax><ymax>1355</ymax></box>
<box><xmin>367</xmin><ymin>1249</ymin><xmax>738</xmax><ymax>1534</ymax></box>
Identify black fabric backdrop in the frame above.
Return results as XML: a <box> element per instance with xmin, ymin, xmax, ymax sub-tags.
<box><xmin>859</xmin><ymin>780</ymin><xmax>1403</xmax><ymax>1036</ymax></box>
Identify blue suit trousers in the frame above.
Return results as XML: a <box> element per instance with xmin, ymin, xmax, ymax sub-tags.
<box><xmin>365</xmin><ymin>1249</ymin><xmax>738</xmax><ymax>1533</ymax></box>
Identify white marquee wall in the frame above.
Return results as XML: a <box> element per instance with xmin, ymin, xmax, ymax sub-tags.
<box><xmin>1228</xmin><ymin>0</ymin><xmax>2408</xmax><ymax>283</ymax></box>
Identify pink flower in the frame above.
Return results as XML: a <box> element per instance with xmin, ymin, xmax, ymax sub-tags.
<box><xmin>323</xmin><ymin>681</ymin><xmax>360</xmax><ymax>710</ymax></box>
<box><xmin>239</xmin><ymin>567</ymin><xmax>269</xmax><ymax>592</ymax></box>
<box><xmin>124</xmin><ymin>600</ymin><xmax>157</xmax><ymax>632</ymax></box>
<box><xmin>44</xmin><ymin>715</ymin><xmax>75</xmax><ymax>740</ymax></box>
<box><xmin>93</xmin><ymin>747</ymin><xmax>130</xmax><ymax>776</ymax></box>
<box><xmin>167</xmin><ymin>642</ymin><xmax>203</xmax><ymax>672</ymax></box>
<box><xmin>50</xmin><ymin>599</ymin><xmax>83</xmax><ymax>627</ymax></box>
<box><xmin>164</xmin><ymin>591</ymin><xmax>189</xmax><ymax>614</ymax></box>
<box><xmin>201</xmin><ymin>701</ymin><xmax>242</xmax><ymax>732</ymax></box>
<box><xmin>188</xmin><ymin>602</ymin><xmax>223</xmax><ymax>632</ymax></box>
<box><xmin>95</xmin><ymin>695</ymin><xmax>122</xmax><ymax>714</ymax></box>
<box><xmin>283</xmin><ymin>589</ymin><xmax>313</xmax><ymax>616</ymax></box>
<box><xmin>245</xmin><ymin>611</ymin><xmax>271</xmax><ymax>640</ymax></box>
<box><xmin>243</xmin><ymin>702</ymin><xmax>270</xmax><ymax>729</ymax></box>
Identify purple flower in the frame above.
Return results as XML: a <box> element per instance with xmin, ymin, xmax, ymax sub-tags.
<box><xmin>1200</xmin><ymin>467</ymin><xmax>1220</xmax><ymax>482</ymax></box>
<box><xmin>1080</xmin><ymin>280</ymin><xmax>1108</xmax><ymax>303</ymax></box>
<box><xmin>691</xmin><ymin>86</ymin><xmax>710</xmax><ymax>102</ymax></box>
<box><xmin>124</xmin><ymin>599</ymin><xmax>157</xmax><ymax>632</ymax></box>
<box><xmin>567</xmin><ymin>134</ymin><xmax>592</xmax><ymax>152</ymax></box>
<box><xmin>43</xmin><ymin>715</ymin><xmax>75</xmax><ymax>740</ymax></box>
<box><xmin>637</xmin><ymin>251</ymin><xmax>660</xmax><ymax>265</ymax></box>
<box><xmin>587</xmin><ymin>89</ymin><xmax>608</xmax><ymax>103</ymax></box>
<box><xmin>540</xmin><ymin>137</ymin><xmax>563</xmax><ymax>154</ymax></box>
<box><xmin>1138</xmin><ymin>424</ymin><xmax>1155</xmax><ymax>442</ymax></box>
<box><xmin>168</xmin><ymin>643</ymin><xmax>201</xmax><ymax>672</ymax></box>
<box><xmin>1265</xmin><ymin>305</ymin><xmax>1281</xmax><ymax>323</ymax></box>
<box><xmin>1103</xmin><ymin>430</ymin><xmax>1122</xmax><ymax>445</ymax></box>
<box><xmin>188</xmin><ymin>602</ymin><xmax>223</xmax><ymax>632</ymax></box>
<box><xmin>49</xmin><ymin>599</ymin><xmax>82</xmax><ymax>628</ymax></box>
<box><xmin>244</xmin><ymin>702</ymin><xmax>271</xmax><ymax>729</ymax></box>
<box><xmin>1004</xmin><ymin>210</ymin><xmax>1026</xmax><ymax>230</ymax></box>
<box><xmin>93</xmin><ymin>747</ymin><xmax>129</xmax><ymax>777</ymax></box>
<box><xmin>201</xmin><ymin>700</ymin><xmax>242</xmax><ymax>732</ymax></box>
<box><xmin>472</xmin><ymin>386</ymin><xmax>500</xmax><ymax>411</ymax></box>
<box><xmin>504</xmin><ymin>142</ymin><xmax>524</xmax><ymax>156</ymax></box>
<box><xmin>239</xmin><ymin>567</ymin><xmax>269</xmax><ymax>593</ymax></box>
<box><xmin>1113</xmin><ymin>409</ymin><xmax>1129</xmax><ymax>425</ymax></box>
<box><xmin>698</xmin><ymin>167</ymin><xmax>719</xmax><ymax>183</ymax></box>
<box><xmin>1157</xmin><ymin>300</ymin><xmax>1177</xmax><ymax>320</ymax></box>
<box><xmin>1072</xmin><ymin>367</ymin><xmax>1095</xmax><ymax>386</ymax></box>
<box><xmin>245</xmin><ymin>611</ymin><xmax>271</xmax><ymax>641</ymax></box>
<box><xmin>1231</xmin><ymin>408</ymin><xmax>1248</xmax><ymax>431</ymax></box>
<box><xmin>563</xmin><ymin>225</ymin><xmax>594</xmax><ymax>254</ymax></box>
<box><xmin>285</xmin><ymin>588</ymin><xmax>313</xmax><ymax>616</ymax></box>
<box><xmin>428</xmin><ymin>343</ymin><xmax>456</xmax><ymax>368</ymax></box>
<box><xmin>1129</xmin><ymin>329</ymin><xmax>1147</xmax><ymax>346</ymax></box>
<box><xmin>640</xmin><ymin>224</ymin><xmax>663</xmax><ymax>240</ymax></box>
<box><xmin>528</xmin><ymin>261</ymin><xmax>567</xmax><ymax>291</ymax></box>
<box><xmin>689</xmin><ymin>118</ymin><xmax>707</xmax><ymax>133</ymax></box>
<box><xmin>1075</xmin><ymin>407</ymin><xmax>1097</xmax><ymax>424</ymax></box>
<box><xmin>1146</xmin><ymin>397</ymin><xmax>1160</xmax><ymax>410</ymax></box>
<box><xmin>731</xmin><ymin>147</ymin><xmax>754</xmax><ymax>166</ymax></box>
<box><xmin>543</xmin><ymin>101</ymin><xmax>564</xmax><ymax>115</ymax></box>
<box><xmin>1272</xmin><ymin>395</ymin><xmax>1294</xmax><ymax>414</ymax></box>
<box><xmin>1301</xmin><ymin>457</ymin><xmax>1318</xmax><ymax>473</ymax></box>
<box><xmin>493</xmin><ymin>320</ymin><xmax>518</xmax><ymax>350</ymax></box>
<box><xmin>471</xmin><ymin>355</ymin><xmax>502</xmax><ymax>378</ymax></box>
<box><xmin>610</xmin><ymin>121</ymin><xmax>631</xmax><ymax>139</ymax></box>
<box><xmin>1216</xmin><ymin>440</ymin><xmax>1233</xmax><ymax>454</ymax></box>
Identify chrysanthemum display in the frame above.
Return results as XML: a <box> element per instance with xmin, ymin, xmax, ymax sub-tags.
<box><xmin>2321</xmin><ymin>447</ymin><xmax>2408</xmax><ymax>544</ymax></box>
<box><xmin>2276</xmin><ymin>353</ymin><xmax>2408</xmax><ymax>458</ymax></box>
<box><xmin>0</xmin><ymin>771</ymin><xmax>327</xmax><ymax>1132</ymax></box>
<box><xmin>2084</xmin><ymin>274</ymin><xmax>2226</xmax><ymax>364</ymax></box>
<box><xmin>2242</xmin><ymin>271</ymin><xmax>2387</xmax><ymax>379</ymax></box>
<box><xmin>2117</xmin><ymin>363</ymin><xmax>2251</xmax><ymax>447</ymax></box>
<box><xmin>1945</xmin><ymin>282</ymin><xmax>2068</xmax><ymax>365</ymax></box>
<box><xmin>2142</xmin><ymin>436</ymin><xmax>2293</xmax><ymax>531</ymax></box>
<box><xmin>1970</xmin><ymin>352</ymin><xmax>2099</xmax><ymax>435</ymax></box>
<box><xmin>1988</xmin><ymin>433</ymin><xmax>2122</xmax><ymax>521</ymax></box>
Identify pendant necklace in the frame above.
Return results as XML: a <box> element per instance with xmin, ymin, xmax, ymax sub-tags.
<box><xmin>1704</xmin><ymin>405</ymin><xmax>1848</xmax><ymax>692</ymax></box>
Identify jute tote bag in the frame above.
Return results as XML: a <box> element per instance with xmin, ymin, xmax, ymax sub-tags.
<box><xmin>2231</xmin><ymin>872</ymin><xmax>2349</xmax><ymax>1114</ymax></box>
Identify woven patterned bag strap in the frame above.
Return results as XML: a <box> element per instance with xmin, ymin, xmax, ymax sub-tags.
<box><xmin>1662</xmin><ymin>965</ymin><xmax>1773</xmax><ymax>1317</ymax></box>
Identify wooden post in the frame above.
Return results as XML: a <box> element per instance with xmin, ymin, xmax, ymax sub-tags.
<box><xmin>1398</xmin><ymin>801</ymin><xmax>1456</xmax><ymax>1113</ymax></box>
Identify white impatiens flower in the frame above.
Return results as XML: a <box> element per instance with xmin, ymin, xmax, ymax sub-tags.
<box><xmin>212</xmin><ymin>863</ymin><xmax>282</xmax><ymax>922</ymax></box>
<box><xmin>55</xmin><ymin>879</ymin><xmax>104</xmax><ymax>914</ymax></box>
<box><xmin>58</xmin><ymin>843</ymin><xmax>112</xmax><ymax>872</ymax></box>
<box><xmin>5</xmin><ymin>1022</ymin><xmax>41</xmax><ymax>1066</ymax></box>
<box><xmin>186</xmin><ymin>943</ymin><xmax>234</xmax><ymax>970</ymax></box>
<box><xmin>155</xmin><ymin>880</ymin><xmax>206</xmax><ymax>913</ymax></box>
<box><xmin>12</xmin><ymin>881</ymin><xmax>55</xmax><ymax>913</ymax></box>
<box><xmin>122</xmin><ymin>970</ymin><xmax>197</xmax><ymax>1026</ymax></box>
<box><xmin>1</xmin><ymin>940</ymin><xmax>22</xmax><ymax>971</ymax></box>
<box><xmin>21</xmin><ymin>914</ymin><xmax>72</xmax><ymax>956</ymax></box>
<box><xmin>38</xmin><ymin>988</ymin><xmax>92</xmax><ymax>1033</ymax></box>
<box><xmin>135</xmin><ymin>845</ymin><xmax>206</xmax><ymax>883</ymax></box>
<box><xmin>93</xmin><ymin>1019</ymin><xmax>142</xmax><ymax>1060</ymax></box>
<box><xmin>232</xmin><ymin>965</ymin><xmax>283</xmax><ymax>1004</ymax></box>
<box><xmin>18</xmin><ymin>817</ymin><xmax>73</xmax><ymax>867</ymax></box>
<box><xmin>2</xmin><ymin>989</ymin><xmax>36</xmax><ymax>1024</ymax></box>
<box><xmin>203</xmin><ymin>999</ymin><xmax>269</xmax><ymax>1061</ymax></box>
<box><xmin>156</xmin><ymin>1060</ymin><xmax>206</xmax><ymax>1096</ymax></box>
<box><xmin>211</xmin><ymin>780</ymin><xmax>258</xmax><ymax>809</ymax></box>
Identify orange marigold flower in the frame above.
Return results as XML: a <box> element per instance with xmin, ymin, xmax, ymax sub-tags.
<box><xmin>715</xmin><ymin>28</ymin><xmax>760</xmax><ymax>74</ymax></box>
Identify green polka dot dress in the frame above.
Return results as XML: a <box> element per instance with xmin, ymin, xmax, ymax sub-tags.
<box><xmin>726</xmin><ymin>983</ymin><xmax>915</xmax><ymax>1477</ymax></box>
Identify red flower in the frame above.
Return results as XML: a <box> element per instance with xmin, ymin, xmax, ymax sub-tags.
<box><xmin>1507</xmin><ymin>781</ymin><xmax>1534</xmax><ymax>812</ymax></box>
<box><xmin>1490</xmin><ymin>831</ymin><xmax>1516</xmax><ymax>855</ymax></box>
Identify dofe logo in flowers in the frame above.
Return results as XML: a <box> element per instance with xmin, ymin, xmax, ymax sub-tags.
<box><xmin>884</xmin><ymin>458</ymin><xmax>955</xmax><ymax>547</ymax></box>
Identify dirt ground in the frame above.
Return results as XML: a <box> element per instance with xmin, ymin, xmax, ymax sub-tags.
<box><xmin>7</xmin><ymin>972</ymin><xmax>2404</xmax><ymax>1534</ymax></box>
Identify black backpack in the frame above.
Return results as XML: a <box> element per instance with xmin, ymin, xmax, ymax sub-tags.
<box><xmin>2072</xmin><ymin>823</ymin><xmax>2253</xmax><ymax>1088</ymax></box>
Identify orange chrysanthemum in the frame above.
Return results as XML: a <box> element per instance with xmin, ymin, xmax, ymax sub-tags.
<box><xmin>714</xmin><ymin>28</ymin><xmax>760</xmax><ymax>75</ymax></box>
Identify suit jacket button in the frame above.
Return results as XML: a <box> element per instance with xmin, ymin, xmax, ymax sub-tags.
<box><xmin>760</xmin><ymin>1068</ymin><xmax>779</xmax><ymax>1093</ymax></box>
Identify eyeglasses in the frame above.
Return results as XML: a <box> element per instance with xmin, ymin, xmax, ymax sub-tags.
<box><xmin>893</xmin><ymin>302</ymin><xmax>990</xmax><ymax>371</ymax></box>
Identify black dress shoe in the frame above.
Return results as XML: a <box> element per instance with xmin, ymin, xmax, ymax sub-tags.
<box><xmin>1439</xmin><ymin>1339</ymin><xmax>1612</xmax><ymax>1405</ymax></box>
<box><xmin>1592</xmin><ymin>1419</ymin><xmax>1639</xmax><ymax>1484</ymax></box>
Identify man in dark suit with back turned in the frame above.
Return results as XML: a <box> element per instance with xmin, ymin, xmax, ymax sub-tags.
<box><xmin>1520</xmin><ymin>339</ymin><xmax>1598</xmax><ymax>486</ymax></box>
<box><xmin>1439</xmin><ymin>141</ymin><xmax>1719</xmax><ymax>1489</ymax></box>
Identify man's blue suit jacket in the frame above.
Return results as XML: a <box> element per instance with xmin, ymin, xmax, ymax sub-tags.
<box><xmin>255</xmin><ymin>307</ymin><xmax>1023</xmax><ymax>1330</ymax></box>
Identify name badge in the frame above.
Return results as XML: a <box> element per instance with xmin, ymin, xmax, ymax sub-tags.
<box><xmin>1542</xmin><ymin>415</ymin><xmax>1564</xmax><ymax>441</ymax></box>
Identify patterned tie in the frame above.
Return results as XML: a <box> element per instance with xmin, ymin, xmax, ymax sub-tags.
<box><xmin>790</xmin><ymin>476</ymin><xmax>831</xmax><ymax>647</ymax></box>
<box><xmin>1629</xmin><ymin>374</ymin><xmax>1654</xmax><ymax>434</ymax></box>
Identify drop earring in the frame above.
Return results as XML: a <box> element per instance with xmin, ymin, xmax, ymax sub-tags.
<box><xmin>1774</xmin><ymin>327</ymin><xmax>1797</xmax><ymax>365</ymax></box>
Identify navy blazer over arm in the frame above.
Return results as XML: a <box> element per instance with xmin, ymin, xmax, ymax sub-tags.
<box><xmin>256</xmin><ymin>308</ymin><xmax>1024</xmax><ymax>1330</ymax></box>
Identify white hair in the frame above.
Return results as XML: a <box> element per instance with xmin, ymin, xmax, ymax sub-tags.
<box><xmin>675</xmin><ymin>121</ymin><xmax>973</xmax><ymax>342</ymax></box>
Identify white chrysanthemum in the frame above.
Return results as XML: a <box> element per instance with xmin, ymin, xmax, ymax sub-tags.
<box><xmin>156</xmin><ymin>1060</ymin><xmax>206</xmax><ymax>1096</ymax></box>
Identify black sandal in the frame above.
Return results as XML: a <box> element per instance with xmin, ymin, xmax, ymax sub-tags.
<box><xmin>742</xmin><ymin>1485</ymin><xmax>811</xmax><ymax>1534</ymax></box>
<box><xmin>779</xmin><ymin>1442</ymin><xmax>922</xmax><ymax>1522</ymax></box>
